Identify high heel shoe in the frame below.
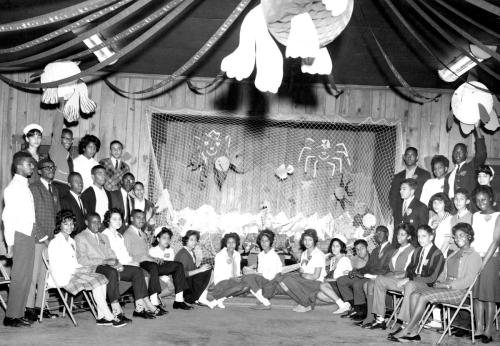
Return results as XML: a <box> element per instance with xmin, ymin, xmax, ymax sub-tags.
<box><xmin>481</xmin><ymin>335</ymin><xmax>493</xmax><ymax>344</ymax></box>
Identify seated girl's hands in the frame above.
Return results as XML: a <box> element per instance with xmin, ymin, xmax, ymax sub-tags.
<box><xmin>396</xmin><ymin>278</ymin><xmax>409</xmax><ymax>288</ymax></box>
<box><xmin>200</xmin><ymin>264</ymin><xmax>212</xmax><ymax>272</ymax></box>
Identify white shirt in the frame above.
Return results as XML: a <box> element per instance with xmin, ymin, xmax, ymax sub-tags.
<box><xmin>391</xmin><ymin>243</ymin><xmax>413</xmax><ymax>270</ymax></box>
<box><xmin>2</xmin><ymin>174</ymin><xmax>36</xmax><ymax>246</ymax></box>
<box><xmin>48</xmin><ymin>233</ymin><xmax>82</xmax><ymax>287</ymax></box>
<box><xmin>402</xmin><ymin>196</ymin><xmax>414</xmax><ymax>215</ymax></box>
<box><xmin>102</xmin><ymin>228</ymin><xmax>134</xmax><ymax>265</ymax></box>
<box><xmin>121</xmin><ymin>188</ymin><xmax>130</xmax><ymax>221</ymax></box>
<box><xmin>405</xmin><ymin>166</ymin><xmax>417</xmax><ymax>179</ymax></box>
<box><xmin>134</xmin><ymin>199</ymin><xmax>146</xmax><ymax>212</ymax></box>
<box><xmin>417</xmin><ymin>243</ymin><xmax>433</xmax><ymax>275</ymax></box>
<box><xmin>257</xmin><ymin>248</ymin><xmax>283</xmax><ymax>280</ymax></box>
<box><xmin>300</xmin><ymin>247</ymin><xmax>326</xmax><ymax>282</ymax></box>
<box><xmin>213</xmin><ymin>248</ymin><xmax>241</xmax><ymax>285</ymax></box>
<box><xmin>420</xmin><ymin>178</ymin><xmax>445</xmax><ymax>206</ymax></box>
<box><xmin>111</xmin><ymin>157</ymin><xmax>120</xmax><ymax>169</ymax></box>
<box><xmin>149</xmin><ymin>246</ymin><xmax>175</xmax><ymax>261</ymax></box>
<box><xmin>92</xmin><ymin>185</ymin><xmax>109</xmax><ymax>220</ymax></box>
<box><xmin>73</xmin><ymin>155</ymin><xmax>99</xmax><ymax>191</ymax></box>
<box><xmin>447</xmin><ymin>162</ymin><xmax>463</xmax><ymax>198</ymax></box>
<box><xmin>472</xmin><ymin>212</ymin><xmax>500</xmax><ymax>256</ymax></box>
<box><xmin>329</xmin><ymin>256</ymin><xmax>353</xmax><ymax>280</ymax></box>
<box><xmin>70</xmin><ymin>191</ymin><xmax>84</xmax><ymax>212</ymax></box>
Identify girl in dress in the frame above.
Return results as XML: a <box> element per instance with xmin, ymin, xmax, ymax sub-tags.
<box><xmin>275</xmin><ymin>229</ymin><xmax>325</xmax><ymax>313</ymax></box>
<box><xmin>471</xmin><ymin>186</ymin><xmax>500</xmax><ymax>343</ymax></box>
<box><xmin>317</xmin><ymin>235</ymin><xmax>352</xmax><ymax>314</ymax></box>
<box><xmin>174</xmin><ymin>230</ymin><xmax>213</xmax><ymax>306</ymax></box>
<box><xmin>73</xmin><ymin>135</ymin><xmax>100</xmax><ymax>191</ymax></box>
<box><xmin>21</xmin><ymin>124</ymin><xmax>46</xmax><ymax>183</ymax></box>
<box><xmin>389</xmin><ymin>223</ymin><xmax>481</xmax><ymax>342</ymax></box>
<box><xmin>48</xmin><ymin>210</ymin><xmax>126</xmax><ymax>327</ymax></box>
<box><xmin>428</xmin><ymin>192</ymin><xmax>454</xmax><ymax>258</ymax></box>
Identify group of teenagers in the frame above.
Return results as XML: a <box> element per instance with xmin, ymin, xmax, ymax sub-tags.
<box><xmin>1</xmin><ymin>122</ymin><xmax>499</xmax><ymax>344</ymax></box>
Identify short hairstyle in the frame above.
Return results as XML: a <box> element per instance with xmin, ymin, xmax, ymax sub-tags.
<box><xmin>110</xmin><ymin>140</ymin><xmax>123</xmax><ymax>149</ymax></box>
<box><xmin>453</xmin><ymin>143</ymin><xmax>467</xmax><ymax>153</ymax></box>
<box><xmin>375</xmin><ymin>225</ymin><xmax>389</xmax><ymax>235</ymax></box>
<box><xmin>91</xmin><ymin>164</ymin><xmax>106</xmax><ymax>175</ymax></box>
<box><xmin>133</xmin><ymin>182</ymin><xmax>144</xmax><ymax>189</ymax></box>
<box><xmin>130</xmin><ymin>209</ymin><xmax>145</xmax><ymax>219</ymax></box>
<box><xmin>353</xmin><ymin>239</ymin><xmax>368</xmax><ymax>249</ymax></box>
<box><xmin>417</xmin><ymin>224</ymin><xmax>434</xmax><ymax>237</ymax></box>
<box><xmin>220</xmin><ymin>232</ymin><xmax>241</xmax><ymax>250</ymax></box>
<box><xmin>454</xmin><ymin>188</ymin><xmax>470</xmax><ymax>200</ymax></box>
<box><xmin>152</xmin><ymin>227</ymin><xmax>173</xmax><ymax>247</ymax></box>
<box><xmin>86</xmin><ymin>211</ymin><xmax>101</xmax><ymax>222</ymax></box>
<box><xmin>12</xmin><ymin>151</ymin><xmax>33</xmax><ymax>171</ymax></box>
<box><xmin>37</xmin><ymin>157</ymin><xmax>54</xmax><ymax>170</ymax></box>
<box><xmin>472</xmin><ymin>185</ymin><xmax>495</xmax><ymax>202</ymax></box>
<box><xmin>78</xmin><ymin>134</ymin><xmax>101</xmax><ymax>154</ymax></box>
<box><xmin>299</xmin><ymin>229</ymin><xmax>319</xmax><ymax>251</ymax></box>
<box><xmin>476</xmin><ymin>165</ymin><xmax>494</xmax><ymax>177</ymax></box>
<box><xmin>122</xmin><ymin>172</ymin><xmax>135</xmax><ymax>181</ymax></box>
<box><xmin>102</xmin><ymin>208</ymin><xmax>122</xmax><ymax>228</ymax></box>
<box><xmin>328</xmin><ymin>237</ymin><xmax>347</xmax><ymax>255</ymax></box>
<box><xmin>396</xmin><ymin>223</ymin><xmax>415</xmax><ymax>239</ymax></box>
<box><xmin>257</xmin><ymin>229</ymin><xmax>275</xmax><ymax>250</ymax></box>
<box><xmin>55</xmin><ymin>209</ymin><xmax>76</xmax><ymax>234</ymax></box>
<box><xmin>61</xmin><ymin>128</ymin><xmax>73</xmax><ymax>136</ymax></box>
<box><xmin>182</xmin><ymin>230</ymin><xmax>200</xmax><ymax>246</ymax></box>
<box><xmin>452</xmin><ymin>222</ymin><xmax>475</xmax><ymax>244</ymax></box>
<box><xmin>430</xmin><ymin>155</ymin><xmax>449</xmax><ymax>169</ymax></box>
<box><xmin>400</xmin><ymin>178</ymin><xmax>418</xmax><ymax>191</ymax></box>
<box><xmin>428</xmin><ymin>192</ymin><xmax>454</xmax><ymax>213</ymax></box>
<box><xmin>67</xmin><ymin>171</ymin><xmax>82</xmax><ymax>183</ymax></box>
<box><xmin>405</xmin><ymin>147</ymin><xmax>418</xmax><ymax>156</ymax></box>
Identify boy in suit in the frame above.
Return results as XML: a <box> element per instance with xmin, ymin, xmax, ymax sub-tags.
<box><xmin>336</xmin><ymin>226</ymin><xmax>394</xmax><ymax>321</ymax></box>
<box><xmin>444</xmin><ymin>127</ymin><xmax>486</xmax><ymax>199</ymax></box>
<box><xmin>389</xmin><ymin>147</ymin><xmax>430</xmax><ymax>227</ymax></box>
<box><xmin>110</xmin><ymin>173</ymin><xmax>135</xmax><ymax>232</ymax></box>
<box><xmin>99</xmin><ymin>140</ymin><xmax>130</xmax><ymax>192</ymax></box>
<box><xmin>392</xmin><ymin>179</ymin><xmax>429</xmax><ymax>245</ymax></box>
<box><xmin>26</xmin><ymin>158</ymin><xmax>60</xmax><ymax>321</ymax></box>
<box><xmin>60</xmin><ymin>172</ymin><xmax>86</xmax><ymax>236</ymax></box>
<box><xmin>49</xmin><ymin>127</ymin><xmax>74</xmax><ymax>198</ymax></box>
<box><xmin>81</xmin><ymin>165</ymin><xmax>112</xmax><ymax>220</ymax></box>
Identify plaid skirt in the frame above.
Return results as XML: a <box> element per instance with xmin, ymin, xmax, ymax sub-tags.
<box><xmin>415</xmin><ymin>287</ymin><xmax>466</xmax><ymax>305</ymax></box>
<box><xmin>64</xmin><ymin>270</ymin><xmax>109</xmax><ymax>296</ymax></box>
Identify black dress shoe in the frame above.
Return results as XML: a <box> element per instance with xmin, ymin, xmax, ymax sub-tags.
<box><xmin>116</xmin><ymin>313</ymin><xmax>132</xmax><ymax>323</ymax></box>
<box><xmin>387</xmin><ymin>335</ymin><xmax>400</xmax><ymax>343</ymax></box>
<box><xmin>353</xmin><ymin>320</ymin><xmax>365</xmax><ymax>326</ymax></box>
<box><xmin>24</xmin><ymin>308</ymin><xmax>38</xmax><ymax>322</ymax></box>
<box><xmin>481</xmin><ymin>336</ymin><xmax>493</xmax><ymax>344</ymax></box>
<box><xmin>369</xmin><ymin>321</ymin><xmax>387</xmax><ymax>330</ymax></box>
<box><xmin>3</xmin><ymin>317</ymin><xmax>32</xmax><ymax>327</ymax></box>
<box><xmin>132</xmin><ymin>310</ymin><xmax>156</xmax><ymax>319</ymax></box>
<box><xmin>361</xmin><ymin>322</ymin><xmax>374</xmax><ymax>329</ymax></box>
<box><xmin>351</xmin><ymin>313</ymin><xmax>366</xmax><ymax>321</ymax></box>
<box><xmin>36</xmin><ymin>307</ymin><xmax>58</xmax><ymax>319</ymax></box>
<box><xmin>452</xmin><ymin>329</ymin><xmax>470</xmax><ymax>338</ymax></box>
<box><xmin>388</xmin><ymin>327</ymin><xmax>403</xmax><ymax>337</ymax></box>
<box><xmin>399</xmin><ymin>335</ymin><xmax>421</xmax><ymax>342</ymax></box>
<box><xmin>173</xmin><ymin>301</ymin><xmax>193</xmax><ymax>310</ymax></box>
<box><xmin>154</xmin><ymin>305</ymin><xmax>169</xmax><ymax>316</ymax></box>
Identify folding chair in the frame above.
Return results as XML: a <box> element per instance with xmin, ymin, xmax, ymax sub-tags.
<box><xmin>495</xmin><ymin>305</ymin><xmax>499</xmax><ymax>331</ymax></box>
<box><xmin>0</xmin><ymin>260</ymin><xmax>10</xmax><ymax>311</ymax></box>
<box><xmin>39</xmin><ymin>253</ymin><xmax>97</xmax><ymax>326</ymax></box>
<box><xmin>386</xmin><ymin>290</ymin><xmax>404</xmax><ymax>328</ymax></box>
<box><xmin>437</xmin><ymin>274</ymin><xmax>480</xmax><ymax>345</ymax></box>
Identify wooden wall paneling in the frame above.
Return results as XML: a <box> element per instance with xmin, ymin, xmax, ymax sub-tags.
<box><xmin>419</xmin><ymin>93</ymin><xmax>432</xmax><ymax>169</ymax></box>
<box><xmin>86</xmin><ymin>79</ymin><xmax>103</xmax><ymax>139</ymax></box>
<box><xmin>137</xmin><ymin>79</ymin><xmax>155</xmax><ymax>190</ymax></box>
<box><xmin>111</xmin><ymin>78</ymin><xmax>131</xmax><ymax>153</ymax></box>
<box><xmin>15</xmin><ymin>74</ymin><xmax>29</xmax><ymax>136</ymax></box>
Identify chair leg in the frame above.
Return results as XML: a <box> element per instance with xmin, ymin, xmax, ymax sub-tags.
<box><xmin>82</xmin><ymin>291</ymin><xmax>97</xmax><ymax>319</ymax></box>
<box><xmin>56</xmin><ymin>288</ymin><xmax>77</xmax><ymax>327</ymax></box>
<box><xmin>417</xmin><ymin>304</ymin><xmax>435</xmax><ymax>334</ymax></box>
<box><xmin>388</xmin><ymin>297</ymin><xmax>403</xmax><ymax>329</ymax></box>
<box><xmin>62</xmin><ymin>292</ymin><xmax>67</xmax><ymax>318</ymax></box>
<box><xmin>447</xmin><ymin>307</ymin><xmax>451</xmax><ymax>336</ymax></box>
<box><xmin>471</xmin><ymin>303</ymin><xmax>475</xmax><ymax>344</ymax></box>
<box><xmin>39</xmin><ymin>284</ymin><xmax>47</xmax><ymax>323</ymax></box>
<box><xmin>438</xmin><ymin>305</ymin><xmax>464</xmax><ymax>344</ymax></box>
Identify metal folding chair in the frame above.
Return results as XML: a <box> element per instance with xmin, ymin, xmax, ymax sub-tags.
<box><xmin>495</xmin><ymin>305</ymin><xmax>499</xmax><ymax>331</ymax></box>
<box><xmin>0</xmin><ymin>260</ymin><xmax>10</xmax><ymax>311</ymax></box>
<box><xmin>386</xmin><ymin>290</ymin><xmax>404</xmax><ymax>328</ymax></box>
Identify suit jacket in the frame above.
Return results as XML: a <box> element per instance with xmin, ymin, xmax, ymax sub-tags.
<box><xmin>81</xmin><ymin>186</ymin><xmax>112</xmax><ymax>217</ymax></box>
<box><xmin>406</xmin><ymin>244</ymin><xmax>445</xmax><ymax>286</ymax></box>
<box><xmin>60</xmin><ymin>192</ymin><xmax>86</xmax><ymax>236</ymax></box>
<box><xmin>48</xmin><ymin>142</ymin><xmax>72</xmax><ymax>184</ymax></box>
<box><xmin>357</xmin><ymin>242</ymin><xmax>395</xmax><ymax>275</ymax></box>
<box><xmin>389</xmin><ymin>166</ymin><xmax>431</xmax><ymax>217</ymax></box>
<box><xmin>109</xmin><ymin>189</ymin><xmax>131</xmax><ymax>232</ymax></box>
<box><xmin>29</xmin><ymin>179</ymin><xmax>60</xmax><ymax>242</ymax></box>
<box><xmin>444</xmin><ymin>137</ymin><xmax>487</xmax><ymax>197</ymax></box>
<box><xmin>389</xmin><ymin>244</ymin><xmax>415</xmax><ymax>273</ymax></box>
<box><xmin>75</xmin><ymin>228</ymin><xmax>117</xmax><ymax>267</ymax></box>
<box><xmin>392</xmin><ymin>197</ymin><xmax>429</xmax><ymax>245</ymax></box>
<box><xmin>99</xmin><ymin>157</ymin><xmax>130</xmax><ymax>192</ymax></box>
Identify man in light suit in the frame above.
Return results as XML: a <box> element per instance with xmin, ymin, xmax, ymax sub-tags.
<box><xmin>60</xmin><ymin>172</ymin><xmax>86</xmax><ymax>236</ymax></box>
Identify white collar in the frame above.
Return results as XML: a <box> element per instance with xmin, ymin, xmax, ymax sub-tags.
<box><xmin>70</xmin><ymin>190</ymin><xmax>81</xmax><ymax>199</ymax></box>
<box><xmin>404</xmin><ymin>196</ymin><xmax>414</xmax><ymax>206</ymax></box>
<box><xmin>380</xmin><ymin>241</ymin><xmax>390</xmax><ymax>250</ymax></box>
<box><xmin>40</xmin><ymin>178</ymin><xmax>50</xmax><ymax>189</ymax></box>
<box><xmin>398</xmin><ymin>243</ymin><xmax>411</xmax><ymax>252</ymax></box>
<box><xmin>93</xmin><ymin>184</ymin><xmax>104</xmax><ymax>191</ymax></box>
<box><xmin>13</xmin><ymin>174</ymin><xmax>29</xmax><ymax>185</ymax></box>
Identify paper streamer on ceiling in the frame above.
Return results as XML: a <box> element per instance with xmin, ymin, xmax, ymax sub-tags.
<box><xmin>0</xmin><ymin>0</ymin><xmax>197</xmax><ymax>89</ymax></box>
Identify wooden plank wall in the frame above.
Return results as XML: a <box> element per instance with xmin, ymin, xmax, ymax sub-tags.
<box><xmin>1</xmin><ymin>73</ymin><xmax>499</xmax><ymax>221</ymax></box>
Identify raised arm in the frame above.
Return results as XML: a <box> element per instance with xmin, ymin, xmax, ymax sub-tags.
<box><xmin>472</xmin><ymin>127</ymin><xmax>487</xmax><ymax>167</ymax></box>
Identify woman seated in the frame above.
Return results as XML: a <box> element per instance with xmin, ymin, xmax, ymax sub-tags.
<box><xmin>242</xmin><ymin>229</ymin><xmax>283</xmax><ymax>310</ymax></box>
<box><xmin>149</xmin><ymin>227</ymin><xmax>177</xmax><ymax>297</ymax></box>
<box><xmin>316</xmin><ymin>235</ymin><xmax>352</xmax><ymax>314</ymax></box>
<box><xmin>48</xmin><ymin>210</ymin><xmax>126</xmax><ymax>327</ymax></box>
<box><xmin>208</xmin><ymin>233</ymin><xmax>249</xmax><ymax>309</ymax></box>
<box><xmin>174</xmin><ymin>230</ymin><xmax>213</xmax><ymax>306</ymax></box>
<box><xmin>275</xmin><ymin>229</ymin><xmax>325</xmax><ymax>313</ymax></box>
<box><xmin>360</xmin><ymin>223</ymin><xmax>415</xmax><ymax>329</ymax></box>
<box><xmin>389</xmin><ymin>223</ymin><xmax>482</xmax><ymax>342</ymax></box>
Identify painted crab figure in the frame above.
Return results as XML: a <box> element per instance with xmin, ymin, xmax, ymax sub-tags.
<box><xmin>221</xmin><ymin>0</ymin><xmax>354</xmax><ymax>93</ymax></box>
<box><xmin>298</xmin><ymin>138</ymin><xmax>351</xmax><ymax>178</ymax></box>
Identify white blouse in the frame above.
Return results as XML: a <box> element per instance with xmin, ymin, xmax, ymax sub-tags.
<box><xmin>149</xmin><ymin>246</ymin><xmax>175</xmax><ymax>261</ymax></box>
<box><xmin>213</xmin><ymin>248</ymin><xmax>241</xmax><ymax>285</ymax></box>
<box><xmin>73</xmin><ymin>155</ymin><xmax>99</xmax><ymax>191</ymax></box>
<box><xmin>472</xmin><ymin>212</ymin><xmax>500</xmax><ymax>256</ymax></box>
<box><xmin>257</xmin><ymin>248</ymin><xmax>283</xmax><ymax>281</ymax></box>
<box><xmin>102</xmin><ymin>228</ymin><xmax>134</xmax><ymax>265</ymax></box>
<box><xmin>48</xmin><ymin>233</ymin><xmax>81</xmax><ymax>287</ymax></box>
<box><xmin>300</xmin><ymin>247</ymin><xmax>326</xmax><ymax>282</ymax></box>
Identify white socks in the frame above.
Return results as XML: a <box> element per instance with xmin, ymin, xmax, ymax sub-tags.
<box><xmin>150</xmin><ymin>293</ymin><xmax>160</xmax><ymax>306</ymax></box>
<box><xmin>174</xmin><ymin>292</ymin><xmax>184</xmax><ymax>303</ymax></box>
<box><xmin>251</xmin><ymin>290</ymin><xmax>271</xmax><ymax>306</ymax></box>
<box><xmin>135</xmin><ymin>300</ymin><xmax>145</xmax><ymax>312</ymax></box>
<box><xmin>197</xmin><ymin>290</ymin><xmax>211</xmax><ymax>306</ymax></box>
<box><xmin>111</xmin><ymin>302</ymin><xmax>123</xmax><ymax>317</ymax></box>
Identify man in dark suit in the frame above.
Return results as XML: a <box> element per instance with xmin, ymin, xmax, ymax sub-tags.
<box><xmin>336</xmin><ymin>226</ymin><xmax>394</xmax><ymax>321</ymax></box>
<box><xmin>60</xmin><ymin>172</ymin><xmax>86</xmax><ymax>236</ymax></box>
<box><xmin>81</xmin><ymin>165</ymin><xmax>112</xmax><ymax>222</ymax></box>
<box><xmin>392</xmin><ymin>179</ymin><xmax>429</xmax><ymax>245</ymax></box>
<box><xmin>110</xmin><ymin>172</ymin><xmax>135</xmax><ymax>233</ymax></box>
<box><xmin>444</xmin><ymin>127</ymin><xmax>486</xmax><ymax>200</ymax></box>
<box><xmin>389</xmin><ymin>147</ymin><xmax>430</xmax><ymax>227</ymax></box>
<box><xmin>27</xmin><ymin>158</ymin><xmax>60</xmax><ymax>321</ymax></box>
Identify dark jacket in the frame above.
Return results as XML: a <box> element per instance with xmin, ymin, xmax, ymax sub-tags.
<box><xmin>406</xmin><ymin>244</ymin><xmax>445</xmax><ymax>286</ymax></box>
<box><xmin>357</xmin><ymin>242</ymin><xmax>395</xmax><ymax>276</ymax></box>
<box><xmin>174</xmin><ymin>247</ymin><xmax>197</xmax><ymax>277</ymax></box>
<box><xmin>29</xmin><ymin>179</ymin><xmax>60</xmax><ymax>242</ymax></box>
<box><xmin>60</xmin><ymin>192</ymin><xmax>86</xmax><ymax>236</ymax></box>
<box><xmin>80</xmin><ymin>186</ymin><xmax>112</xmax><ymax>217</ymax></box>
<box><xmin>444</xmin><ymin>137</ymin><xmax>487</xmax><ymax>197</ymax></box>
<box><xmin>389</xmin><ymin>166</ymin><xmax>431</xmax><ymax>217</ymax></box>
<box><xmin>392</xmin><ymin>197</ymin><xmax>429</xmax><ymax>245</ymax></box>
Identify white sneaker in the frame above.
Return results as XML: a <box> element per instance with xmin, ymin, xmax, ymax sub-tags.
<box><xmin>216</xmin><ymin>299</ymin><xmax>226</xmax><ymax>309</ymax></box>
<box><xmin>333</xmin><ymin>301</ymin><xmax>351</xmax><ymax>315</ymax></box>
<box><xmin>424</xmin><ymin>320</ymin><xmax>442</xmax><ymax>329</ymax></box>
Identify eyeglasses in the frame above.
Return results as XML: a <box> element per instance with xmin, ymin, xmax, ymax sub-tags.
<box><xmin>61</xmin><ymin>136</ymin><xmax>74</xmax><ymax>141</ymax></box>
<box><xmin>40</xmin><ymin>165</ymin><xmax>57</xmax><ymax>171</ymax></box>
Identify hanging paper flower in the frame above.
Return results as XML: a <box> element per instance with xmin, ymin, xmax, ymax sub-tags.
<box><xmin>362</xmin><ymin>213</ymin><xmax>376</xmax><ymax>228</ymax></box>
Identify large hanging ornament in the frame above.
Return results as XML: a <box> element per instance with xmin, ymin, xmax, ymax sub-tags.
<box><xmin>40</xmin><ymin>61</ymin><xmax>96</xmax><ymax>122</ymax></box>
<box><xmin>221</xmin><ymin>0</ymin><xmax>354</xmax><ymax>93</ymax></box>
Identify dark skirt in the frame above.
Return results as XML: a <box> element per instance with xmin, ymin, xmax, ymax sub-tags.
<box><xmin>184</xmin><ymin>270</ymin><xmax>212</xmax><ymax>304</ymax></box>
<box><xmin>415</xmin><ymin>287</ymin><xmax>466</xmax><ymax>305</ymax></box>
<box><xmin>276</xmin><ymin>272</ymin><xmax>321</xmax><ymax>307</ymax></box>
<box><xmin>211</xmin><ymin>278</ymin><xmax>249</xmax><ymax>300</ymax></box>
<box><xmin>473</xmin><ymin>255</ymin><xmax>500</xmax><ymax>303</ymax></box>
<box><xmin>242</xmin><ymin>274</ymin><xmax>281</xmax><ymax>298</ymax></box>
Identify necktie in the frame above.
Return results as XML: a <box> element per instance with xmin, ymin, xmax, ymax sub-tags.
<box><xmin>114</xmin><ymin>159</ymin><xmax>119</xmax><ymax>170</ymax></box>
<box><xmin>78</xmin><ymin>196</ymin><xmax>84</xmax><ymax>213</ymax></box>
<box><xmin>416</xmin><ymin>250</ymin><xmax>425</xmax><ymax>274</ymax></box>
<box><xmin>67</xmin><ymin>155</ymin><xmax>74</xmax><ymax>172</ymax></box>
<box><xmin>95</xmin><ymin>234</ymin><xmax>100</xmax><ymax>245</ymax></box>
<box><xmin>48</xmin><ymin>182</ymin><xmax>53</xmax><ymax>195</ymax></box>
<box><xmin>402</xmin><ymin>201</ymin><xmax>407</xmax><ymax>215</ymax></box>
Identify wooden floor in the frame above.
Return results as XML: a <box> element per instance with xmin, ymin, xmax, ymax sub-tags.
<box><xmin>0</xmin><ymin>296</ymin><xmax>496</xmax><ymax>346</ymax></box>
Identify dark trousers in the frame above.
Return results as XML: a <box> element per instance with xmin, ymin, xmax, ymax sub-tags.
<box><xmin>96</xmin><ymin>264</ymin><xmax>149</xmax><ymax>302</ymax></box>
<box><xmin>337</xmin><ymin>275</ymin><xmax>369</xmax><ymax>306</ymax></box>
<box><xmin>211</xmin><ymin>278</ymin><xmax>248</xmax><ymax>300</ymax></box>
<box><xmin>140</xmin><ymin>261</ymin><xmax>186</xmax><ymax>296</ymax></box>
<box><xmin>184</xmin><ymin>270</ymin><xmax>212</xmax><ymax>304</ymax></box>
<box><xmin>6</xmin><ymin>231</ymin><xmax>36</xmax><ymax>318</ymax></box>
